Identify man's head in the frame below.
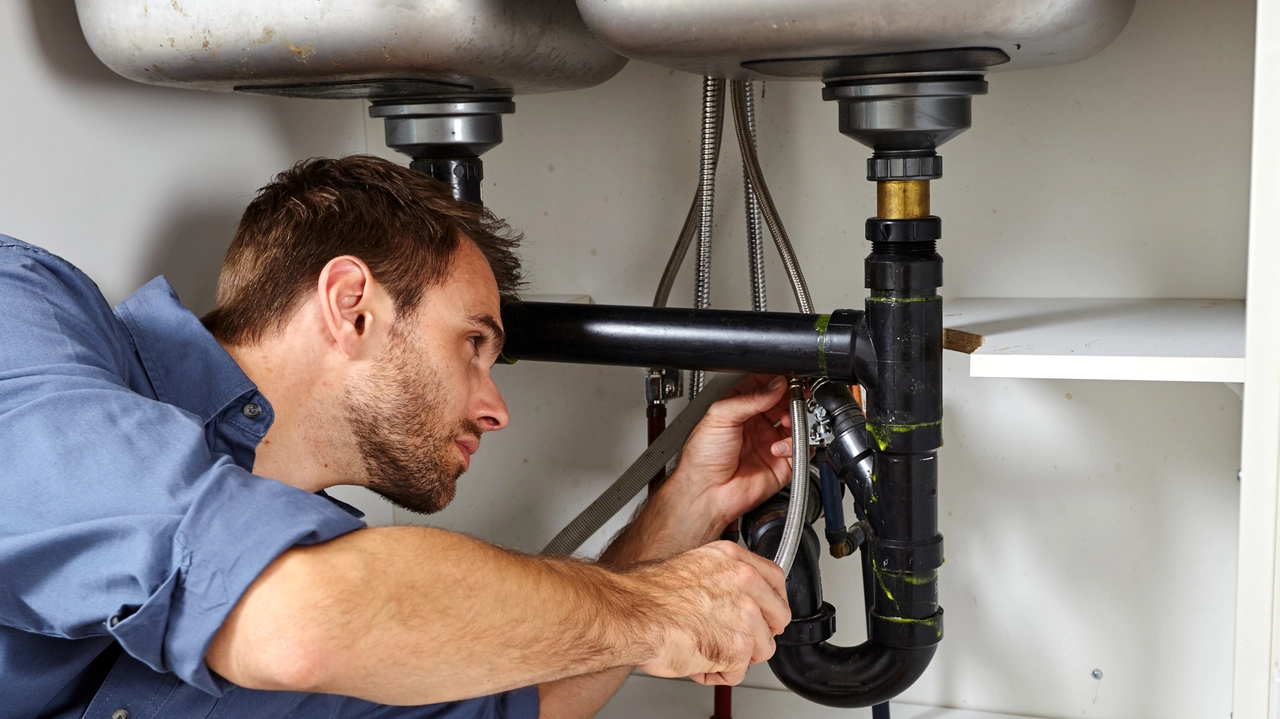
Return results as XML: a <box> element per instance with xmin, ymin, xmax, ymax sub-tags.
<box><xmin>204</xmin><ymin>155</ymin><xmax>523</xmax><ymax>513</ymax></box>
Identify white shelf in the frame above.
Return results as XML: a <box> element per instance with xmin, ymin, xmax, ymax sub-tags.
<box><xmin>942</xmin><ymin>298</ymin><xmax>1245</xmax><ymax>383</ymax></box>
<box><xmin>599</xmin><ymin>676</ymin><xmax>1046</xmax><ymax>719</ymax></box>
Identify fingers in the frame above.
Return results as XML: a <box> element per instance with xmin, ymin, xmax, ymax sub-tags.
<box><xmin>702</xmin><ymin>375</ymin><xmax>789</xmax><ymax>429</ymax></box>
<box><xmin>771</xmin><ymin>437</ymin><xmax>792</xmax><ymax>457</ymax></box>
<box><xmin>747</xmin><ymin>607</ymin><xmax>778</xmax><ymax>665</ymax></box>
<box><xmin>713</xmin><ymin>542</ymin><xmax>791</xmax><ymax>636</ymax></box>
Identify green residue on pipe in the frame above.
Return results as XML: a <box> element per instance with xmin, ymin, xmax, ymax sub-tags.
<box><xmin>879</xmin><ymin>569</ymin><xmax>938</xmax><ymax>586</ymax></box>
<box><xmin>878</xmin><ymin>613</ymin><xmax>943</xmax><ymax>638</ymax></box>
<box><xmin>865</xmin><ymin>420</ymin><xmax>942</xmax><ymax>451</ymax></box>
<box><xmin>875</xmin><ymin>569</ymin><xmax>895</xmax><ymax>602</ymax></box>
<box><xmin>814</xmin><ymin>313</ymin><xmax>831</xmax><ymax>376</ymax></box>
<box><xmin>879</xmin><ymin>615</ymin><xmax>941</xmax><ymax>628</ymax></box>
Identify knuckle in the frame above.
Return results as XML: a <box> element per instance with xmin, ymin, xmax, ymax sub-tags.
<box><xmin>732</xmin><ymin>563</ymin><xmax>757</xmax><ymax>586</ymax></box>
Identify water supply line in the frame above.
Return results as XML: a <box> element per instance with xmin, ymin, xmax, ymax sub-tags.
<box><xmin>742</xmin><ymin>81</ymin><xmax>767</xmax><ymax>313</ymax></box>
<box><xmin>692</xmin><ymin>77</ymin><xmax>725</xmax><ymax>399</ymax></box>
<box><xmin>774</xmin><ymin>379</ymin><xmax>810</xmax><ymax>575</ymax></box>
<box><xmin>729</xmin><ymin>80</ymin><xmax>812</xmax><ymax>315</ymax></box>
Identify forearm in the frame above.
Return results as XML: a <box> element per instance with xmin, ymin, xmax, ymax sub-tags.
<box><xmin>543</xmin><ymin>498</ymin><xmax>722</xmax><ymax>718</ymax></box>
<box><xmin>600</xmin><ymin>483</ymin><xmax>726</xmax><ymax>569</ymax></box>
<box><xmin>208</xmin><ymin>526</ymin><xmax>656</xmax><ymax>705</ymax></box>
<box><xmin>537</xmin><ymin>667</ymin><xmax>632</xmax><ymax>719</ymax></box>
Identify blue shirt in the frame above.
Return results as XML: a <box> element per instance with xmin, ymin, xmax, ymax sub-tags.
<box><xmin>0</xmin><ymin>238</ymin><xmax>538</xmax><ymax>719</ymax></box>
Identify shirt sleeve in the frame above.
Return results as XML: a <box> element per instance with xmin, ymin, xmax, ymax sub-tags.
<box><xmin>0</xmin><ymin>245</ymin><xmax>366</xmax><ymax>695</ymax></box>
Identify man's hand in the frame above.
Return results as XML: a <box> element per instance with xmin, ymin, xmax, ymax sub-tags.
<box><xmin>604</xmin><ymin>375</ymin><xmax>795</xmax><ymax>565</ymax></box>
<box><xmin>631</xmin><ymin>540</ymin><xmax>790</xmax><ymax>685</ymax></box>
<box><xmin>536</xmin><ymin>539</ymin><xmax>790</xmax><ymax>718</ymax></box>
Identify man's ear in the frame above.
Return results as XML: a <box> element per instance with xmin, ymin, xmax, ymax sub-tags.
<box><xmin>317</xmin><ymin>256</ymin><xmax>379</xmax><ymax>357</ymax></box>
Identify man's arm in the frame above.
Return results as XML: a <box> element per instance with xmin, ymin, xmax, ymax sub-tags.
<box><xmin>206</xmin><ymin>524</ymin><xmax>788</xmax><ymax>706</ymax></box>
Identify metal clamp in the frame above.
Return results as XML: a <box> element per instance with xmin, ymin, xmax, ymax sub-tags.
<box><xmin>808</xmin><ymin>399</ymin><xmax>833</xmax><ymax>446</ymax></box>
<box><xmin>645</xmin><ymin>368</ymin><xmax>684</xmax><ymax>405</ymax></box>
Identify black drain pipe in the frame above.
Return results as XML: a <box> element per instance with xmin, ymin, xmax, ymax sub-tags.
<box><xmin>743</xmin><ymin>372</ymin><xmax>942</xmax><ymax>707</ymax></box>
<box><xmin>741</xmin><ymin>153</ymin><xmax>946</xmax><ymax>707</ymax></box>
<box><xmin>501</xmin><ymin>302</ymin><xmax>869</xmax><ymax>384</ymax></box>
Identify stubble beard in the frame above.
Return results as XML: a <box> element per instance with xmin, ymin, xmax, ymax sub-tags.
<box><xmin>345</xmin><ymin>326</ymin><xmax>480</xmax><ymax>515</ymax></box>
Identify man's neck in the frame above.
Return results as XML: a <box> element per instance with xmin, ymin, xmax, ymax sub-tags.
<box><xmin>220</xmin><ymin>336</ymin><xmax>362</xmax><ymax>493</ymax></box>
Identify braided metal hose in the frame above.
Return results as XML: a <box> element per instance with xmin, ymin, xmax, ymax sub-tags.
<box><xmin>691</xmin><ymin>77</ymin><xmax>725</xmax><ymax>398</ymax></box>
<box><xmin>729</xmin><ymin>80</ymin><xmax>813</xmax><ymax>315</ymax></box>
<box><xmin>741</xmin><ymin>82</ymin><xmax>767</xmax><ymax>312</ymax></box>
<box><xmin>652</xmin><ymin>87</ymin><xmax>728</xmax><ymax>309</ymax></box>
<box><xmin>773</xmin><ymin>379</ymin><xmax>812</xmax><ymax>575</ymax></box>
<box><xmin>652</xmin><ymin>193</ymin><xmax>700</xmax><ymax>308</ymax></box>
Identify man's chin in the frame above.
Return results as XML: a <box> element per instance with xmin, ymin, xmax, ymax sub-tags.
<box><xmin>369</xmin><ymin>475</ymin><xmax>459</xmax><ymax>516</ymax></box>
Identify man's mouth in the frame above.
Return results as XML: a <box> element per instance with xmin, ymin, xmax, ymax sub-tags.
<box><xmin>455</xmin><ymin>437</ymin><xmax>480</xmax><ymax>469</ymax></box>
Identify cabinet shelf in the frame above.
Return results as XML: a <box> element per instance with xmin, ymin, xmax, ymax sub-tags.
<box><xmin>942</xmin><ymin>298</ymin><xmax>1245</xmax><ymax>383</ymax></box>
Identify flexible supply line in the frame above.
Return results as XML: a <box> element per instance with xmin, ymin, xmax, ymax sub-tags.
<box><xmin>729</xmin><ymin>80</ymin><xmax>813</xmax><ymax>314</ymax></box>
<box><xmin>692</xmin><ymin>77</ymin><xmax>725</xmax><ymax>399</ymax></box>
<box><xmin>543</xmin><ymin>372</ymin><xmax>744</xmax><ymax>556</ymax></box>
<box><xmin>774</xmin><ymin>378</ymin><xmax>811</xmax><ymax>575</ymax></box>
<box><xmin>653</xmin><ymin>192</ymin><xmax>700</xmax><ymax>308</ymax></box>
<box><xmin>741</xmin><ymin>81</ymin><xmax>767</xmax><ymax>312</ymax></box>
<box><xmin>653</xmin><ymin>83</ymin><xmax>725</xmax><ymax>309</ymax></box>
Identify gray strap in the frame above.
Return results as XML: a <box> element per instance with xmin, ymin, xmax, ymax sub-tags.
<box><xmin>542</xmin><ymin>372</ymin><xmax>745</xmax><ymax>555</ymax></box>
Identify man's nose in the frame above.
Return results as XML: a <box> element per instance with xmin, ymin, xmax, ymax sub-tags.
<box><xmin>473</xmin><ymin>371</ymin><xmax>509</xmax><ymax>431</ymax></box>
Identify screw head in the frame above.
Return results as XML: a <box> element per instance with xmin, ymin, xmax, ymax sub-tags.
<box><xmin>1091</xmin><ymin>669</ymin><xmax>1103</xmax><ymax>680</ymax></box>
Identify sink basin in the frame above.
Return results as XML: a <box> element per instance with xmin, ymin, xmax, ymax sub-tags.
<box><xmin>74</xmin><ymin>0</ymin><xmax>627</xmax><ymax>98</ymax></box>
<box><xmin>575</xmin><ymin>0</ymin><xmax>1135</xmax><ymax>79</ymax></box>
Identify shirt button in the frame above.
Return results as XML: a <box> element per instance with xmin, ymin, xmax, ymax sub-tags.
<box><xmin>109</xmin><ymin>616</ymin><xmax>120</xmax><ymax>628</ymax></box>
<box><xmin>242</xmin><ymin>403</ymin><xmax>263</xmax><ymax>419</ymax></box>
<box><xmin>111</xmin><ymin>710</ymin><xmax>130</xmax><ymax>719</ymax></box>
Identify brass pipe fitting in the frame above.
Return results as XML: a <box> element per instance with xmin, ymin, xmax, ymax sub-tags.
<box><xmin>877</xmin><ymin>181</ymin><xmax>930</xmax><ymax>220</ymax></box>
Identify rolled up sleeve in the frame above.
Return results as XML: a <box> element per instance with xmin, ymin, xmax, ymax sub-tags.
<box><xmin>106</xmin><ymin>461</ymin><xmax>366</xmax><ymax>694</ymax></box>
<box><xmin>0</xmin><ymin>244</ymin><xmax>366</xmax><ymax>696</ymax></box>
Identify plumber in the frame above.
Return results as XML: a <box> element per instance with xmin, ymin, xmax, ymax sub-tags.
<box><xmin>0</xmin><ymin>155</ymin><xmax>795</xmax><ymax>719</ymax></box>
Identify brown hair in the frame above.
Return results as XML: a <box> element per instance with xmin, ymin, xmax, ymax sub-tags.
<box><xmin>202</xmin><ymin>155</ymin><xmax>523</xmax><ymax>346</ymax></box>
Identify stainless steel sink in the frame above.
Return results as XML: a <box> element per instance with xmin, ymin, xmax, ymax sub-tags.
<box><xmin>74</xmin><ymin>0</ymin><xmax>627</xmax><ymax>98</ymax></box>
<box><xmin>575</xmin><ymin>0</ymin><xmax>1136</xmax><ymax>79</ymax></box>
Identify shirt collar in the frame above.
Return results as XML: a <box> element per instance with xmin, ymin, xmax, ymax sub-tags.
<box><xmin>114</xmin><ymin>277</ymin><xmax>267</xmax><ymax>426</ymax></box>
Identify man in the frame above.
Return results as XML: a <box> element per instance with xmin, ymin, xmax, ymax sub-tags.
<box><xmin>0</xmin><ymin>155</ymin><xmax>797</xmax><ymax>718</ymax></box>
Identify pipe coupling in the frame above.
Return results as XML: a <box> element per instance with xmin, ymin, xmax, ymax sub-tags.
<box><xmin>870</xmin><ymin>608</ymin><xmax>944</xmax><ymax>649</ymax></box>
<box><xmin>777</xmin><ymin>602</ymin><xmax>837</xmax><ymax>646</ymax></box>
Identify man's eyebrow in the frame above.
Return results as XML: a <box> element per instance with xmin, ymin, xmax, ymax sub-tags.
<box><xmin>468</xmin><ymin>313</ymin><xmax>506</xmax><ymax>348</ymax></box>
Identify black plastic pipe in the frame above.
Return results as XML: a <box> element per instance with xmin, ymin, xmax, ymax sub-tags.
<box><xmin>500</xmin><ymin>301</ymin><xmax>867</xmax><ymax>383</ymax></box>
<box><xmin>744</xmin><ymin>163</ymin><xmax>946</xmax><ymax>708</ymax></box>
<box><xmin>410</xmin><ymin>157</ymin><xmax>484</xmax><ymax>205</ymax></box>
<box><xmin>742</xmin><ymin>500</ymin><xmax>936</xmax><ymax>708</ymax></box>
